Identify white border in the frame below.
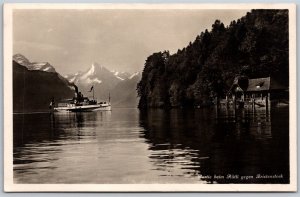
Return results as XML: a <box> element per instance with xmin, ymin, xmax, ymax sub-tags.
<box><xmin>3</xmin><ymin>3</ymin><xmax>297</xmax><ymax>192</ymax></box>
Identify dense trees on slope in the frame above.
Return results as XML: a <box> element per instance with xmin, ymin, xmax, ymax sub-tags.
<box><xmin>137</xmin><ymin>9</ymin><xmax>289</xmax><ymax>108</ymax></box>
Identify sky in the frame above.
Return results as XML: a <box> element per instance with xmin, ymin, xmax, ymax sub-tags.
<box><xmin>13</xmin><ymin>9</ymin><xmax>249</xmax><ymax>75</ymax></box>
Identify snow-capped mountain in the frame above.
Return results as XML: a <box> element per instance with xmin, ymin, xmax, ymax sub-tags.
<box><xmin>65</xmin><ymin>63</ymin><xmax>135</xmax><ymax>86</ymax></box>
<box><xmin>66</xmin><ymin>63</ymin><xmax>141</xmax><ymax>107</ymax></box>
<box><xmin>111</xmin><ymin>71</ymin><xmax>141</xmax><ymax>107</ymax></box>
<box><xmin>129</xmin><ymin>72</ymin><xmax>140</xmax><ymax>79</ymax></box>
<box><xmin>13</xmin><ymin>53</ymin><xmax>30</xmax><ymax>66</ymax></box>
<box><xmin>27</xmin><ymin>62</ymin><xmax>56</xmax><ymax>72</ymax></box>
<box><xmin>13</xmin><ymin>54</ymin><xmax>56</xmax><ymax>73</ymax></box>
<box><xmin>111</xmin><ymin>70</ymin><xmax>131</xmax><ymax>81</ymax></box>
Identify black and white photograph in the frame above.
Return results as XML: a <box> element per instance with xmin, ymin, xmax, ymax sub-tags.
<box><xmin>3</xmin><ymin>3</ymin><xmax>297</xmax><ymax>192</ymax></box>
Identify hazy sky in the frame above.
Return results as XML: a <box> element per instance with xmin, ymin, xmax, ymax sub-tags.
<box><xmin>13</xmin><ymin>9</ymin><xmax>249</xmax><ymax>75</ymax></box>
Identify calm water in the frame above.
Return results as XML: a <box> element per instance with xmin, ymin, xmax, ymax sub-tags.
<box><xmin>13</xmin><ymin>107</ymin><xmax>289</xmax><ymax>184</ymax></box>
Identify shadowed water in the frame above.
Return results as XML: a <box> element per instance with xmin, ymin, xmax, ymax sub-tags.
<box><xmin>13</xmin><ymin>106</ymin><xmax>289</xmax><ymax>184</ymax></box>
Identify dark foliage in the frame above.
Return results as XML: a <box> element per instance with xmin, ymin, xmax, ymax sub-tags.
<box><xmin>137</xmin><ymin>9</ymin><xmax>289</xmax><ymax>108</ymax></box>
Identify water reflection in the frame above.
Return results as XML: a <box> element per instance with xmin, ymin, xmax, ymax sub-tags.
<box><xmin>14</xmin><ymin>112</ymin><xmax>99</xmax><ymax>147</ymax></box>
<box><xmin>13</xmin><ymin>112</ymin><xmax>107</xmax><ymax>183</ymax></box>
<box><xmin>139</xmin><ymin>107</ymin><xmax>289</xmax><ymax>183</ymax></box>
<box><xmin>13</xmin><ymin>107</ymin><xmax>289</xmax><ymax>184</ymax></box>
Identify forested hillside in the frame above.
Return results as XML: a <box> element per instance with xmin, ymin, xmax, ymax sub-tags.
<box><xmin>137</xmin><ymin>10</ymin><xmax>289</xmax><ymax>108</ymax></box>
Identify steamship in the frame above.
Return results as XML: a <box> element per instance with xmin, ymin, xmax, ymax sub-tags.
<box><xmin>50</xmin><ymin>85</ymin><xmax>111</xmax><ymax>112</ymax></box>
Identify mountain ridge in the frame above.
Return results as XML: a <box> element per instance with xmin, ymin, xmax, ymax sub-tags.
<box><xmin>13</xmin><ymin>60</ymin><xmax>74</xmax><ymax>112</ymax></box>
<box><xmin>13</xmin><ymin>54</ymin><xmax>56</xmax><ymax>73</ymax></box>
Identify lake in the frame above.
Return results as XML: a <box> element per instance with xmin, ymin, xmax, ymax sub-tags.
<box><xmin>13</xmin><ymin>106</ymin><xmax>289</xmax><ymax>184</ymax></box>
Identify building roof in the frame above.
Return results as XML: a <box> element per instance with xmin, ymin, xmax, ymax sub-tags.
<box><xmin>246</xmin><ymin>77</ymin><xmax>287</xmax><ymax>92</ymax></box>
<box><xmin>227</xmin><ymin>75</ymin><xmax>248</xmax><ymax>94</ymax></box>
<box><xmin>228</xmin><ymin>76</ymin><xmax>287</xmax><ymax>94</ymax></box>
<box><xmin>246</xmin><ymin>77</ymin><xmax>270</xmax><ymax>92</ymax></box>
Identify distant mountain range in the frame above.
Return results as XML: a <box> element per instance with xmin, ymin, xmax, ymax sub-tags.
<box><xmin>13</xmin><ymin>54</ymin><xmax>141</xmax><ymax>112</ymax></box>
<box><xmin>64</xmin><ymin>62</ymin><xmax>141</xmax><ymax>107</ymax></box>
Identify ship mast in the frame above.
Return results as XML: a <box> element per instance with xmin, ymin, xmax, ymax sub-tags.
<box><xmin>89</xmin><ymin>85</ymin><xmax>95</xmax><ymax>100</ymax></box>
<box><xmin>93</xmin><ymin>86</ymin><xmax>94</xmax><ymax>100</ymax></box>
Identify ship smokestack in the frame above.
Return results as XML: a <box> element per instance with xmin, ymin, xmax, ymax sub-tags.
<box><xmin>71</xmin><ymin>83</ymin><xmax>79</xmax><ymax>98</ymax></box>
<box><xmin>74</xmin><ymin>84</ymin><xmax>78</xmax><ymax>94</ymax></box>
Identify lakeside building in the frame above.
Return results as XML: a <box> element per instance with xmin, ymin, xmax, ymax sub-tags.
<box><xmin>220</xmin><ymin>76</ymin><xmax>288</xmax><ymax>109</ymax></box>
